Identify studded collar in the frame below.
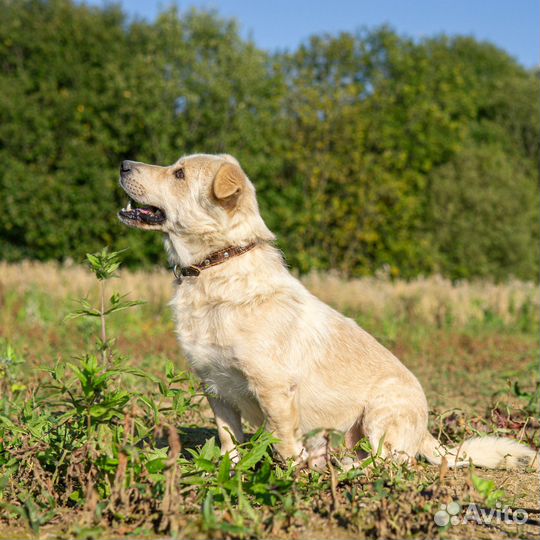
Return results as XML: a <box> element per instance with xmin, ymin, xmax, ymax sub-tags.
<box><xmin>173</xmin><ymin>242</ymin><xmax>257</xmax><ymax>281</ymax></box>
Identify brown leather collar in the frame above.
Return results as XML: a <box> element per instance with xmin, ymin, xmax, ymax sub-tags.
<box><xmin>173</xmin><ymin>242</ymin><xmax>257</xmax><ymax>281</ymax></box>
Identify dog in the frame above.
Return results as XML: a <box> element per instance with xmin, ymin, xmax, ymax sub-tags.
<box><xmin>118</xmin><ymin>153</ymin><xmax>538</xmax><ymax>471</ymax></box>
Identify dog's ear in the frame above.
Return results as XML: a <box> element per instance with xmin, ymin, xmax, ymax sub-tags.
<box><xmin>212</xmin><ymin>162</ymin><xmax>245</xmax><ymax>203</ymax></box>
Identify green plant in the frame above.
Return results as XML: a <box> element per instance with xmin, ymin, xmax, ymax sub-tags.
<box><xmin>66</xmin><ymin>248</ymin><xmax>143</xmax><ymax>364</ymax></box>
<box><xmin>0</xmin><ymin>341</ymin><xmax>25</xmax><ymax>397</ymax></box>
<box><xmin>1</xmin><ymin>494</ymin><xmax>57</xmax><ymax>534</ymax></box>
<box><xmin>510</xmin><ymin>381</ymin><xmax>540</xmax><ymax>416</ymax></box>
<box><xmin>0</xmin><ymin>249</ymin><xmax>192</xmax><ymax>533</ymax></box>
<box><xmin>471</xmin><ymin>474</ymin><xmax>506</xmax><ymax>507</ymax></box>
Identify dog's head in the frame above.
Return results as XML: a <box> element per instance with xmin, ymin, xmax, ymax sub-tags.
<box><xmin>118</xmin><ymin>153</ymin><xmax>274</xmax><ymax>262</ymax></box>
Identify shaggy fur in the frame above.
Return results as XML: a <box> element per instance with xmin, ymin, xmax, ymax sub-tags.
<box><xmin>118</xmin><ymin>153</ymin><xmax>539</xmax><ymax>471</ymax></box>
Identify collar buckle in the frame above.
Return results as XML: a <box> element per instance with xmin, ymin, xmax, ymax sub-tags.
<box><xmin>173</xmin><ymin>264</ymin><xmax>201</xmax><ymax>280</ymax></box>
<box><xmin>181</xmin><ymin>265</ymin><xmax>201</xmax><ymax>277</ymax></box>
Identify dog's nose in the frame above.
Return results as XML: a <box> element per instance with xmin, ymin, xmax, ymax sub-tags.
<box><xmin>120</xmin><ymin>160</ymin><xmax>133</xmax><ymax>174</ymax></box>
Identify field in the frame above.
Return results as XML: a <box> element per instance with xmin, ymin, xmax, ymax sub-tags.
<box><xmin>0</xmin><ymin>258</ymin><xmax>538</xmax><ymax>539</ymax></box>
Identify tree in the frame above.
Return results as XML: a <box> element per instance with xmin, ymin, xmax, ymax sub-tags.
<box><xmin>428</xmin><ymin>144</ymin><xmax>538</xmax><ymax>280</ymax></box>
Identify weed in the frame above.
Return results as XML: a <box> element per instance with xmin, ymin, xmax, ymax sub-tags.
<box><xmin>471</xmin><ymin>475</ymin><xmax>506</xmax><ymax>508</ymax></box>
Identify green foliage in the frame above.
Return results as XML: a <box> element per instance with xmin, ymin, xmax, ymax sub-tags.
<box><xmin>0</xmin><ymin>1</ymin><xmax>538</xmax><ymax>280</ymax></box>
<box><xmin>471</xmin><ymin>475</ymin><xmax>506</xmax><ymax>507</ymax></box>
<box><xmin>85</xmin><ymin>247</ymin><xmax>124</xmax><ymax>281</ymax></box>
<box><xmin>493</xmin><ymin>380</ymin><xmax>540</xmax><ymax>418</ymax></box>
<box><xmin>428</xmin><ymin>144</ymin><xmax>539</xmax><ymax>280</ymax></box>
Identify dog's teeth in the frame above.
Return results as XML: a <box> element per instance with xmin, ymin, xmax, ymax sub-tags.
<box><xmin>126</xmin><ymin>201</ymin><xmax>132</xmax><ymax>211</ymax></box>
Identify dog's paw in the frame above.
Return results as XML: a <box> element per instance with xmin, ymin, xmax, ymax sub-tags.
<box><xmin>221</xmin><ymin>446</ymin><xmax>241</xmax><ymax>465</ymax></box>
<box><xmin>290</xmin><ymin>446</ymin><xmax>309</xmax><ymax>468</ymax></box>
<box><xmin>308</xmin><ymin>454</ymin><xmax>328</xmax><ymax>471</ymax></box>
<box><xmin>337</xmin><ymin>456</ymin><xmax>361</xmax><ymax>472</ymax></box>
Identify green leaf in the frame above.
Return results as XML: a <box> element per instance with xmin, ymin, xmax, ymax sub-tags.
<box><xmin>202</xmin><ymin>492</ymin><xmax>217</xmax><ymax>529</ymax></box>
<box><xmin>194</xmin><ymin>457</ymin><xmax>216</xmax><ymax>473</ymax></box>
<box><xmin>146</xmin><ymin>458</ymin><xmax>167</xmax><ymax>473</ymax></box>
<box><xmin>217</xmin><ymin>452</ymin><xmax>231</xmax><ymax>483</ymax></box>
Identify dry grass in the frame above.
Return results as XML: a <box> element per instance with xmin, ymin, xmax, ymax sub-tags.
<box><xmin>0</xmin><ymin>260</ymin><xmax>173</xmax><ymax>308</ymax></box>
<box><xmin>1</xmin><ymin>261</ymin><xmax>538</xmax><ymax>328</ymax></box>
<box><xmin>303</xmin><ymin>271</ymin><xmax>539</xmax><ymax>327</ymax></box>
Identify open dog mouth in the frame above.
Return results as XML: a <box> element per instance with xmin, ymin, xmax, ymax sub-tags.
<box><xmin>118</xmin><ymin>199</ymin><xmax>166</xmax><ymax>225</ymax></box>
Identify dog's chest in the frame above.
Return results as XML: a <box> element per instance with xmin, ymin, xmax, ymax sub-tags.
<box><xmin>172</xmin><ymin>292</ymin><xmax>233</xmax><ymax>360</ymax></box>
<box><xmin>171</xmin><ymin>287</ymin><xmax>254</xmax><ymax>406</ymax></box>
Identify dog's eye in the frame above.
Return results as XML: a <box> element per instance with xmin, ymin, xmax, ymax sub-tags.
<box><xmin>174</xmin><ymin>168</ymin><xmax>185</xmax><ymax>180</ymax></box>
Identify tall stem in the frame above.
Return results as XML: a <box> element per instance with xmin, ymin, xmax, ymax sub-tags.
<box><xmin>100</xmin><ymin>279</ymin><xmax>107</xmax><ymax>364</ymax></box>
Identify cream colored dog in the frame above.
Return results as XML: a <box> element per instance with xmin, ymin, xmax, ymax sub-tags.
<box><xmin>118</xmin><ymin>153</ymin><xmax>538</xmax><ymax>470</ymax></box>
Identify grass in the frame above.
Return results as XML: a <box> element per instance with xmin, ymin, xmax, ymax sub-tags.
<box><xmin>0</xmin><ymin>254</ymin><xmax>538</xmax><ymax>539</ymax></box>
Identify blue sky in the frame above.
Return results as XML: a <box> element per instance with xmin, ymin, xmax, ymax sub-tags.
<box><xmin>85</xmin><ymin>0</ymin><xmax>538</xmax><ymax>67</ymax></box>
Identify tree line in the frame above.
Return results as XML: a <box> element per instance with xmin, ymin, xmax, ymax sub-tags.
<box><xmin>1</xmin><ymin>0</ymin><xmax>538</xmax><ymax>280</ymax></box>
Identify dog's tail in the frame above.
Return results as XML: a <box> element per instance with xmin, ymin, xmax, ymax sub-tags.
<box><xmin>419</xmin><ymin>432</ymin><xmax>539</xmax><ymax>470</ymax></box>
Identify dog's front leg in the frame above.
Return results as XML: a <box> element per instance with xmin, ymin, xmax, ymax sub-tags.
<box><xmin>207</xmin><ymin>396</ymin><xmax>245</xmax><ymax>462</ymax></box>
<box><xmin>255</xmin><ymin>382</ymin><xmax>305</xmax><ymax>462</ymax></box>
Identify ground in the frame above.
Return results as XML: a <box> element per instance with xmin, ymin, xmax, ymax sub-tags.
<box><xmin>0</xmin><ymin>260</ymin><xmax>538</xmax><ymax>539</ymax></box>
